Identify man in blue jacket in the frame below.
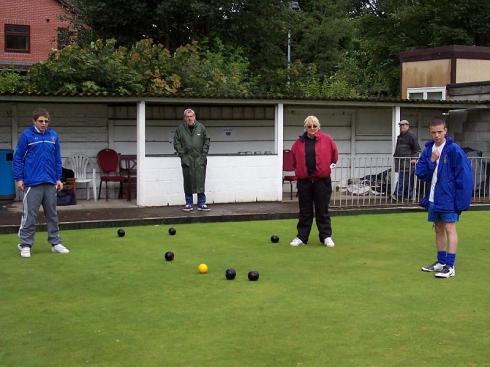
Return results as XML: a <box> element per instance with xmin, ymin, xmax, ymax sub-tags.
<box><xmin>13</xmin><ymin>108</ymin><xmax>70</xmax><ymax>258</ymax></box>
<box><xmin>415</xmin><ymin>118</ymin><xmax>472</xmax><ymax>278</ymax></box>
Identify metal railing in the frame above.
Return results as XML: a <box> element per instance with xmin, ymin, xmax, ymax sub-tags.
<box><xmin>324</xmin><ymin>155</ymin><xmax>489</xmax><ymax>208</ymax></box>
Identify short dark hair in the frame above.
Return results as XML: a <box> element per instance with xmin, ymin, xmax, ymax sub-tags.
<box><xmin>32</xmin><ymin>108</ymin><xmax>50</xmax><ymax>121</ymax></box>
<box><xmin>429</xmin><ymin>118</ymin><xmax>446</xmax><ymax>128</ymax></box>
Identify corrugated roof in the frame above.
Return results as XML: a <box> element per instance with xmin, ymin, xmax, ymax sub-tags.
<box><xmin>0</xmin><ymin>90</ymin><xmax>488</xmax><ymax>106</ymax></box>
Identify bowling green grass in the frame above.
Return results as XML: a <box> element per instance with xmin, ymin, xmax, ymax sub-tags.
<box><xmin>1</xmin><ymin>212</ymin><xmax>489</xmax><ymax>367</ymax></box>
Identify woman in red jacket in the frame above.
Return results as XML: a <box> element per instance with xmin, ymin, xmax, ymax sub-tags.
<box><xmin>289</xmin><ymin>115</ymin><xmax>339</xmax><ymax>247</ymax></box>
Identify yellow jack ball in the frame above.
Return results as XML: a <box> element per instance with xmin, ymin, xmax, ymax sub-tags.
<box><xmin>198</xmin><ymin>263</ymin><xmax>208</xmax><ymax>274</ymax></box>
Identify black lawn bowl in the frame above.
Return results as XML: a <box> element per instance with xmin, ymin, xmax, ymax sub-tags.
<box><xmin>168</xmin><ymin>227</ymin><xmax>177</xmax><ymax>236</ymax></box>
<box><xmin>270</xmin><ymin>235</ymin><xmax>279</xmax><ymax>243</ymax></box>
<box><xmin>248</xmin><ymin>271</ymin><xmax>260</xmax><ymax>281</ymax></box>
<box><xmin>164</xmin><ymin>251</ymin><xmax>175</xmax><ymax>262</ymax></box>
<box><xmin>117</xmin><ymin>228</ymin><xmax>125</xmax><ymax>237</ymax></box>
<box><xmin>225</xmin><ymin>268</ymin><xmax>236</xmax><ymax>280</ymax></box>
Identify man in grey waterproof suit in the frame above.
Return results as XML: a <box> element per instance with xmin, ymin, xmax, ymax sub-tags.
<box><xmin>173</xmin><ymin>109</ymin><xmax>211</xmax><ymax>211</ymax></box>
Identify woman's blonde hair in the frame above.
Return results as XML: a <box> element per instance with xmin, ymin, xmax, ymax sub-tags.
<box><xmin>303</xmin><ymin>115</ymin><xmax>320</xmax><ymax>130</ymax></box>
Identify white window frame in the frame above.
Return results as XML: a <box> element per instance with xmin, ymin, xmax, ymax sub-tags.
<box><xmin>407</xmin><ymin>87</ymin><xmax>446</xmax><ymax>100</ymax></box>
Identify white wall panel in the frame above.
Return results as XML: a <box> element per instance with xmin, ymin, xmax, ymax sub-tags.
<box><xmin>283</xmin><ymin>126</ymin><xmax>351</xmax><ymax>141</ymax></box>
<box><xmin>285</xmin><ymin>107</ymin><xmax>353</xmax><ymax>126</ymax></box>
<box><xmin>356</xmin><ymin>108</ymin><xmax>392</xmax><ymax>135</ymax></box>
<box><xmin>111</xmin><ymin>105</ymin><xmax>276</xmax><ymax>156</ymax></box>
<box><xmin>355</xmin><ymin>141</ymin><xmax>392</xmax><ymax>154</ymax></box>
<box><xmin>138</xmin><ymin>155</ymin><xmax>282</xmax><ymax>206</ymax></box>
<box><xmin>56</xmin><ymin>126</ymin><xmax>108</xmax><ymax>142</ymax></box>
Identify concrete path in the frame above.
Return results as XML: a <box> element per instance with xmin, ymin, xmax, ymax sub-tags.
<box><xmin>0</xmin><ymin>198</ymin><xmax>435</xmax><ymax>234</ymax></box>
<box><xmin>0</xmin><ymin>200</ymin><xmax>300</xmax><ymax>233</ymax></box>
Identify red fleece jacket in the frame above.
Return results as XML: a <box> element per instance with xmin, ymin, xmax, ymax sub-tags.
<box><xmin>291</xmin><ymin>131</ymin><xmax>338</xmax><ymax>179</ymax></box>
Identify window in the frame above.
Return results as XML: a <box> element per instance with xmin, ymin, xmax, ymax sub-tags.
<box><xmin>408</xmin><ymin>92</ymin><xmax>424</xmax><ymax>99</ymax></box>
<box><xmin>5</xmin><ymin>24</ymin><xmax>30</xmax><ymax>53</ymax></box>
<box><xmin>426</xmin><ymin>91</ymin><xmax>443</xmax><ymax>100</ymax></box>
<box><xmin>407</xmin><ymin>87</ymin><xmax>446</xmax><ymax>101</ymax></box>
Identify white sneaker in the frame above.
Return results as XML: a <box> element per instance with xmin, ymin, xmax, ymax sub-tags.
<box><xmin>323</xmin><ymin>237</ymin><xmax>335</xmax><ymax>248</ymax></box>
<box><xmin>182</xmin><ymin>204</ymin><xmax>193</xmax><ymax>212</ymax></box>
<box><xmin>290</xmin><ymin>237</ymin><xmax>305</xmax><ymax>246</ymax></box>
<box><xmin>434</xmin><ymin>265</ymin><xmax>455</xmax><ymax>278</ymax></box>
<box><xmin>52</xmin><ymin>244</ymin><xmax>70</xmax><ymax>254</ymax></box>
<box><xmin>17</xmin><ymin>244</ymin><xmax>31</xmax><ymax>258</ymax></box>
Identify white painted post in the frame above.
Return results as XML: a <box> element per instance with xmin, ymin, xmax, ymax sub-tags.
<box><xmin>392</xmin><ymin>106</ymin><xmax>401</xmax><ymax>195</ymax></box>
<box><xmin>276</xmin><ymin>103</ymin><xmax>285</xmax><ymax>200</ymax></box>
<box><xmin>276</xmin><ymin>103</ymin><xmax>284</xmax><ymax>155</ymax></box>
<box><xmin>136</xmin><ymin>101</ymin><xmax>146</xmax><ymax>206</ymax></box>
<box><xmin>350</xmin><ymin>110</ymin><xmax>357</xmax><ymax>180</ymax></box>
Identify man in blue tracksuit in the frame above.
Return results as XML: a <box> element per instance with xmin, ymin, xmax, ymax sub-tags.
<box><xmin>13</xmin><ymin>108</ymin><xmax>70</xmax><ymax>258</ymax></box>
<box><xmin>415</xmin><ymin>118</ymin><xmax>472</xmax><ymax>278</ymax></box>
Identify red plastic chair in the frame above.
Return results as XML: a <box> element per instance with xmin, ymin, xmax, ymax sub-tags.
<box><xmin>283</xmin><ymin>149</ymin><xmax>297</xmax><ymax>200</ymax></box>
<box><xmin>97</xmin><ymin>149</ymin><xmax>128</xmax><ymax>200</ymax></box>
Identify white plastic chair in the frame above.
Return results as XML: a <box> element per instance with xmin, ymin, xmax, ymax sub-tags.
<box><xmin>68</xmin><ymin>153</ymin><xmax>97</xmax><ymax>201</ymax></box>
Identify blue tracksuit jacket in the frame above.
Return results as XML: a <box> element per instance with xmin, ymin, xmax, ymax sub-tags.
<box><xmin>415</xmin><ymin>137</ymin><xmax>473</xmax><ymax>213</ymax></box>
<box><xmin>13</xmin><ymin>125</ymin><xmax>62</xmax><ymax>187</ymax></box>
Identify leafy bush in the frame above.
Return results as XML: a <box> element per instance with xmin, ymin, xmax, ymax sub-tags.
<box><xmin>0</xmin><ymin>71</ymin><xmax>25</xmax><ymax>92</ymax></box>
<box><xmin>26</xmin><ymin>38</ymin><xmax>255</xmax><ymax>96</ymax></box>
<box><xmin>3</xmin><ymin>37</ymin><xmax>362</xmax><ymax>98</ymax></box>
<box><xmin>286</xmin><ymin>62</ymin><xmax>360</xmax><ymax>98</ymax></box>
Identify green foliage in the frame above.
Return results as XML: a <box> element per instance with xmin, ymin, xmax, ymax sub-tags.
<box><xmin>0</xmin><ymin>71</ymin><xmax>26</xmax><ymax>92</ymax></box>
<box><xmin>171</xmin><ymin>40</ymin><xmax>253</xmax><ymax>96</ymax></box>
<box><xmin>284</xmin><ymin>62</ymin><xmax>361</xmax><ymax>98</ymax></box>
<box><xmin>26</xmin><ymin>38</ymin><xmax>254</xmax><ymax>96</ymax></box>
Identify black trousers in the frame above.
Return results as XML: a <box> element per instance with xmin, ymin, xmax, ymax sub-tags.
<box><xmin>296</xmin><ymin>178</ymin><xmax>333</xmax><ymax>244</ymax></box>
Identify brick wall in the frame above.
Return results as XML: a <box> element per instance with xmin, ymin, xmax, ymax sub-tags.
<box><xmin>0</xmin><ymin>0</ymin><xmax>70</xmax><ymax>66</ymax></box>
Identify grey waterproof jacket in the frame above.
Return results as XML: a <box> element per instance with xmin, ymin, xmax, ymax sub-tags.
<box><xmin>173</xmin><ymin>121</ymin><xmax>210</xmax><ymax>194</ymax></box>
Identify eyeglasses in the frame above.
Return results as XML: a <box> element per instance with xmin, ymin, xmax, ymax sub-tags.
<box><xmin>306</xmin><ymin>125</ymin><xmax>319</xmax><ymax>129</ymax></box>
<box><xmin>36</xmin><ymin>119</ymin><xmax>49</xmax><ymax>124</ymax></box>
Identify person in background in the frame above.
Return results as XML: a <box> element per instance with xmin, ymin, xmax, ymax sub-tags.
<box><xmin>289</xmin><ymin>115</ymin><xmax>338</xmax><ymax>248</ymax></box>
<box><xmin>393</xmin><ymin>120</ymin><xmax>420</xmax><ymax>200</ymax></box>
<box><xmin>173</xmin><ymin>108</ymin><xmax>211</xmax><ymax>212</ymax></box>
<box><xmin>416</xmin><ymin>118</ymin><xmax>472</xmax><ymax>278</ymax></box>
<box><xmin>13</xmin><ymin>108</ymin><xmax>70</xmax><ymax>258</ymax></box>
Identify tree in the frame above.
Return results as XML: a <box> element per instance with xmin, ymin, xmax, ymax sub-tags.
<box><xmin>71</xmin><ymin>1</ymin><xmax>293</xmax><ymax>92</ymax></box>
<box><xmin>293</xmin><ymin>0</ymin><xmax>354</xmax><ymax>76</ymax></box>
<box><xmin>351</xmin><ymin>0</ymin><xmax>490</xmax><ymax>96</ymax></box>
<box><xmin>72</xmin><ymin>0</ymin><xmax>163</xmax><ymax>45</ymax></box>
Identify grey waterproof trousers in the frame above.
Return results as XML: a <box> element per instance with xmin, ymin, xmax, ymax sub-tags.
<box><xmin>18</xmin><ymin>184</ymin><xmax>62</xmax><ymax>247</ymax></box>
